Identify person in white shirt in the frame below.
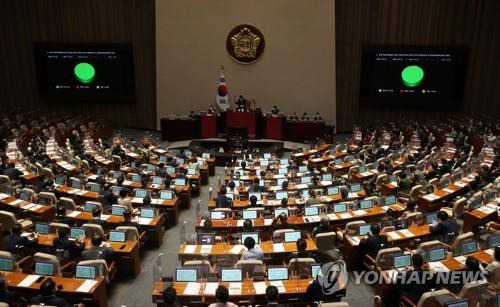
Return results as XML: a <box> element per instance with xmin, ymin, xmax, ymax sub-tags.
<box><xmin>241</xmin><ymin>237</ymin><xmax>264</xmax><ymax>261</ymax></box>
<box><xmin>208</xmin><ymin>285</ymin><xmax>238</xmax><ymax>307</ymax></box>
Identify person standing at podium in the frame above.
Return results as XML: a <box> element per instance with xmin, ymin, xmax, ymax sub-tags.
<box><xmin>235</xmin><ymin>95</ymin><xmax>247</xmax><ymax>112</ymax></box>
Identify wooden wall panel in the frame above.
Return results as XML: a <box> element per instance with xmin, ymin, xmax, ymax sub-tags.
<box><xmin>0</xmin><ymin>0</ymin><xmax>156</xmax><ymax>129</ymax></box>
<box><xmin>336</xmin><ymin>0</ymin><xmax>500</xmax><ymax>132</ymax></box>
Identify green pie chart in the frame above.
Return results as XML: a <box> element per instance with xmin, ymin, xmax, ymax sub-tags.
<box><xmin>74</xmin><ymin>62</ymin><xmax>95</xmax><ymax>83</ymax></box>
<box><xmin>401</xmin><ymin>65</ymin><xmax>424</xmax><ymax>87</ymax></box>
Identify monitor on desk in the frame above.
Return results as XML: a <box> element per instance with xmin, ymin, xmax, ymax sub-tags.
<box><xmin>301</xmin><ymin>189</ymin><xmax>309</xmax><ymax>199</ymax></box>
<box><xmin>384</xmin><ymin>195</ymin><xmax>396</xmax><ymax>206</ymax></box>
<box><xmin>335</xmin><ymin>158</ymin><xmax>342</xmax><ymax>165</ymax></box>
<box><xmin>274</xmin><ymin>208</ymin><xmax>288</xmax><ymax>218</ymax></box>
<box><xmin>83</xmin><ymin>202</ymin><xmax>97</xmax><ymax>212</ymax></box>
<box><xmin>147</xmin><ymin>164</ymin><xmax>156</xmax><ymax>172</ymax></box>
<box><xmin>394</xmin><ymin>219</ymin><xmax>408</xmax><ymax>230</ymax></box>
<box><xmin>470</xmin><ymin>198</ymin><xmax>482</xmax><ymax>210</ymax></box>
<box><xmin>249</xmin><ymin>193</ymin><xmax>261</xmax><ymax>201</ymax></box>
<box><xmin>35</xmin><ymin>261</ymin><xmax>55</xmax><ymax>276</ymax></box>
<box><xmin>425</xmin><ymin>212</ymin><xmax>438</xmax><ymax>225</ymax></box>
<box><xmin>485</xmin><ymin>191</ymin><xmax>496</xmax><ymax>202</ymax></box>
<box><xmin>358</xmin><ymin>166</ymin><xmax>367</xmax><ymax>173</ymax></box>
<box><xmin>444</xmin><ymin>299</ymin><xmax>469</xmax><ymax>307</ymax></box>
<box><xmin>425</xmin><ymin>185</ymin><xmax>435</xmax><ymax>194</ymax></box>
<box><xmin>304</xmin><ymin>206</ymin><xmax>319</xmax><ymax>216</ymax></box>
<box><xmin>284</xmin><ymin>231</ymin><xmax>301</xmax><ymax>243</ymax></box>
<box><xmin>55</xmin><ymin>175</ymin><xmax>66</xmax><ymax>185</ymax></box>
<box><xmin>210</xmin><ymin>211</ymin><xmax>226</xmax><ymax>220</ymax></box>
<box><xmin>328</xmin><ymin>186</ymin><xmax>339</xmax><ymax>195</ymax></box>
<box><xmin>389</xmin><ymin>175</ymin><xmax>397</xmax><ymax>183</ymax></box>
<box><xmin>76</xmin><ymin>265</ymin><xmax>97</xmax><ymax>279</ymax></box>
<box><xmin>267</xmin><ymin>266</ymin><xmax>289</xmax><ymax>281</ymax></box>
<box><xmin>176</xmin><ymin>268</ymin><xmax>198</xmax><ymax>282</ymax></box>
<box><xmin>278</xmin><ymin>167</ymin><xmax>288</xmax><ymax>175</ymax></box>
<box><xmin>35</xmin><ymin>222</ymin><xmax>50</xmax><ymax>235</ymax></box>
<box><xmin>241</xmin><ymin>232</ymin><xmax>259</xmax><ymax>244</ymax></box>
<box><xmin>166</xmin><ymin>166</ymin><xmax>175</xmax><ymax>175</ymax></box>
<box><xmin>197</xmin><ymin>233</ymin><xmax>216</xmax><ymax>245</ymax></box>
<box><xmin>311</xmin><ymin>264</ymin><xmax>323</xmax><ymax>279</ymax></box>
<box><xmin>275</xmin><ymin>190</ymin><xmax>288</xmax><ymax>201</ymax></box>
<box><xmin>0</xmin><ymin>184</ymin><xmax>13</xmax><ymax>196</ymax></box>
<box><xmin>280</xmin><ymin>159</ymin><xmax>289</xmax><ymax>165</ymax></box>
<box><xmin>70</xmin><ymin>227</ymin><xmax>85</xmax><ymax>239</ymax></box>
<box><xmin>160</xmin><ymin>190</ymin><xmax>174</xmax><ymax>200</ymax></box>
<box><xmin>263</xmin><ymin>153</ymin><xmax>271</xmax><ymax>159</ymax></box>
<box><xmin>111</xmin><ymin>205</ymin><xmax>126</xmax><ymax>216</ymax></box>
<box><xmin>358</xmin><ymin>224</ymin><xmax>371</xmax><ymax>236</ymax></box>
<box><xmin>333</xmin><ymin>203</ymin><xmax>347</xmax><ymax>213</ymax></box>
<box><xmin>159</xmin><ymin>155</ymin><xmax>167</xmax><ymax>163</ymax></box>
<box><xmin>131</xmin><ymin>175</ymin><xmax>141</xmax><ymax>182</ymax></box>
<box><xmin>260</xmin><ymin>159</ymin><xmax>269</xmax><ymax>166</ymax></box>
<box><xmin>226</xmin><ymin>193</ymin><xmax>234</xmax><ymax>201</ymax></box>
<box><xmin>19</xmin><ymin>191</ymin><xmax>31</xmax><ymax>201</ymax></box>
<box><xmin>221</xmin><ymin>268</ymin><xmax>243</xmax><ymax>282</ymax></box>
<box><xmin>425</xmin><ymin>248</ymin><xmax>446</xmax><ymax>262</ymax></box>
<box><xmin>140</xmin><ymin>207</ymin><xmax>156</xmax><ymax>218</ymax></box>
<box><xmin>298</xmin><ymin>165</ymin><xmax>308</xmax><ymax>173</ymax></box>
<box><xmin>301</xmin><ymin>176</ymin><xmax>312</xmax><ymax>184</ymax></box>
<box><xmin>488</xmin><ymin>234</ymin><xmax>500</xmax><ymax>248</ymax></box>
<box><xmin>359</xmin><ymin>200</ymin><xmax>373</xmax><ymax>210</ymax></box>
<box><xmin>320</xmin><ymin>173</ymin><xmax>331</xmax><ymax>182</ymax></box>
<box><xmin>89</xmin><ymin>183</ymin><xmax>100</xmax><ymax>193</ymax></box>
<box><xmin>277</xmin><ymin>178</ymin><xmax>285</xmax><ymax>186</ymax></box>
<box><xmin>174</xmin><ymin>178</ymin><xmax>186</xmax><ymax>186</ymax></box>
<box><xmin>460</xmin><ymin>241</ymin><xmax>477</xmax><ymax>255</ymax></box>
<box><xmin>135</xmin><ymin>189</ymin><xmax>148</xmax><ymax>198</ymax></box>
<box><xmin>242</xmin><ymin>210</ymin><xmax>258</xmax><ymax>220</ymax></box>
<box><xmin>109</xmin><ymin>230</ymin><xmax>126</xmax><ymax>242</ymax></box>
<box><xmin>187</xmin><ymin>168</ymin><xmax>196</xmax><ymax>175</ymax></box>
<box><xmin>176</xmin><ymin>158</ymin><xmax>184</xmax><ymax>165</ymax></box>
<box><xmin>393</xmin><ymin>254</ymin><xmax>411</xmax><ymax>269</ymax></box>
<box><xmin>0</xmin><ymin>257</ymin><xmax>15</xmax><ymax>272</ymax></box>
<box><xmin>152</xmin><ymin>177</ymin><xmax>163</xmax><ymax>185</ymax></box>
<box><xmin>112</xmin><ymin>171</ymin><xmax>123</xmax><ymax>179</ymax></box>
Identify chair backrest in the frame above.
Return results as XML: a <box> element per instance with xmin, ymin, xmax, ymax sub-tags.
<box><xmin>452</xmin><ymin>232</ymin><xmax>474</xmax><ymax>255</ymax></box>
<box><xmin>428</xmin><ymin>178</ymin><xmax>438</xmax><ymax>186</ymax></box>
<box><xmin>43</xmin><ymin>167</ymin><xmax>55</xmax><ymax>179</ymax></box>
<box><xmin>84</xmin><ymin>201</ymin><xmax>103</xmax><ymax>211</ymax></box>
<box><xmin>409</xmin><ymin>185</ymin><xmax>423</xmax><ymax>202</ymax></box>
<box><xmin>0</xmin><ymin>210</ymin><xmax>17</xmax><ymax>231</ymax></box>
<box><xmin>82</xmin><ymin>223</ymin><xmax>105</xmax><ymax>238</ymax></box>
<box><xmin>49</xmin><ymin>222</ymin><xmax>70</xmax><ymax>233</ymax></box>
<box><xmin>375</xmin><ymin>174</ymin><xmax>388</xmax><ymax>187</ymax></box>
<box><xmin>34</xmin><ymin>252</ymin><xmax>61</xmax><ymax>275</ymax></box>
<box><xmin>315</xmin><ymin>231</ymin><xmax>337</xmax><ymax>251</ymax></box>
<box><xmin>406</xmin><ymin>212</ymin><xmax>424</xmax><ymax>226</ymax></box>
<box><xmin>418</xmin><ymin>240</ymin><xmax>447</xmax><ymax>252</ymax></box>
<box><xmin>78</xmin><ymin>259</ymin><xmax>109</xmax><ymax>283</ymax></box>
<box><xmin>375</xmin><ymin>247</ymin><xmax>402</xmax><ymax>270</ymax></box>
<box><xmin>116</xmin><ymin>226</ymin><xmax>139</xmax><ymax>241</ymax></box>
<box><xmin>288</xmin><ymin>257</ymin><xmax>315</xmax><ymax>277</ymax></box>
<box><xmin>21</xmin><ymin>188</ymin><xmax>36</xmax><ymax>201</ymax></box>
<box><xmin>453</xmin><ymin>197</ymin><xmax>467</xmax><ymax>218</ymax></box>
<box><xmin>458</xmin><ymin>280</ymin><xmax>489</xmax><ymax>307</ymax></box>
<box><xmin>59</xmin><ymin>197</ymin><xmax>77</xmax><ymax>210</ymax></box>
<box><xmin>0</xmin><ymin>175</ymin><xmax>11</xmax><ymax>185</ymax></box>
<box><xmin>235</xmin><ymin>259</ymin><xmax>264</xmax><ymax>278</ymax></box>
<box><xmin>272</xmin><ymin>229</ymin><xmax>296</xmax><ymax>242</ymax></box>
<box><xmin>416</xmin><ymin>289</ymin><xmax>453</xmax><ymax>307</ymax></box>
<box><xmin>38</xmin><ymin>192</ymin><xmax>57</xmax><ymax>206</ymax></box>
<box><xmin>344</xmin><ymin>220</ymin><xmax>366</xmax><ymax>236</ymax></box>
<box><xmin>183</xmin><ymin>260</ymin><xmax>212</xmax><ymax>279</ymax></box>
<box><xmin>112</xmin><ymin>155</ymin><xmax>122</xmax><ymax>165</ymax></box>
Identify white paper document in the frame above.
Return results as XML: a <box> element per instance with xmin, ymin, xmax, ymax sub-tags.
<box><xmin>76</xmin><ymin>279</ymin><xmax>98</xmax><ymax>292</ymax></box>
<box><xmin>183</xmin><ymin>282</ymin><xmax>201</xmax><ymax>295</ymax></box>
<box><xmin>237</xmin><ymin>220</ymin><xmax>244</xmax><ymax>227</ymax></box>
<box><xmin>17</xmin><ymin>275</ymin><xmax>40</xmax><ymax>287</ymax></box>
<box><xmin>454</xmin><ymin>256</ymin><xmax>467</xmax><ymax>266</ymax></box>
<box><xmin>200</xmin><ymin>245</ymin><xmax>212</xmax><ymax>254</ymax></box>
<box><xmin>203</xmin><ymin>282</ymin><xmax>219</xmax><ymax>295</ymax></box>
<box><xmin>273</xmin><ymin>243</ymin><xmax>285</xmax><ymax>252</ymax></box>
<box><xmin>138</xmin><ymin>217</ymin><xmax>153</xmax><ymax>225</ymax></box>
<box><xmin>183</xmin><ymin>245</ymin><xmax>196</xmax><ymax>253</ymax></box>
<box><xmin>253</xmin><ymin>281</ymin><xmax>268</xmax><ymax>295</ymax></box>
<box><xmin>386</xmin><ymin>232</ymin><xmax>401</xmax><ymax>240</ymax></box>
<box><xmin>399</xmin><ymin>229</ymin><xmax>414</xmax><ymax>238</ymax></box>
<box><xmin>428</xmin><ymin>262</ymin><xmax>450</xmax><ymax>272</ymax></box>
<box><xmin>269</xmin><ymin>280</ymin><xmax>286</xmax><ymax>293</ymax></box>
<box><xmin>339</xmin><ymin>213</ymin><xmax>352</xmax><ymax>219</ymax></box>
<box><xmin>229</xmin><ymin>245</ymin><xmax>245</xmax><ymax>254</ymax></box>
<box><xmin>10</xmin><ymin>199</ymin><xmax>24</xmax><ymax>206</ymax></box>
<box><xmin>443</xmin><ymin>188</ymin><xmax>454</xmax><ymax>194</ymax></box>
<box><xmin>352</xmin><ymin>210</ymin><xmax>366</xmax><ymax>216</ymax></box>
<box><xmin>67</xmin><ymin>211</ymin><xmax>81</xmax><ymax>217</ymax></box>
<box><xmin>228</xmin><ymin>282</ymin><xmax>242</xmax><ymax>295</ymax></box>
<box><xmin>264</xmin><ymin>219</ymin><xmax>273</xmax><ymax>226</ymax></box>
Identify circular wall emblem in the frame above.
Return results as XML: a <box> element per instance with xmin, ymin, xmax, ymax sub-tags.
<box><xmin>226</xmin><ymin>24</ymin><xmax>265</xmax><ymax>64</ymax></box>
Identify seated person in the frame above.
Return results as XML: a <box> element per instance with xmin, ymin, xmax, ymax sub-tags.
<box><xmin>53</xmin><ymin>227</ymin><xmax>84</xmax><ymax>261</ymax></box>
<box><xmin>271</xmin><ymin>213</ymin><xmax>292</xmax><ymax>230</ymax></box>
<box><xmin>300</xmin><ymin>113</ymin><xmax>309</xmax><ymax>121</ymax></box>
<box><xmin>208</xmin><ymin>285</ymin><xmax>238</xmax><ymax>307</ymax></box>
<box><xmin>0</xmin><ymin>277</ymin><xmax>25</xmax><ymax>307</ymax></box>
<box><xmin>280</xmin><ymin>198</ymin><xmax>288</xmax><ymax>208</ymax></box>
<box><xmin>271</xmin><ymin>105</ymin><xmax>280</xmax><ymax>116</ymax></box>
<box><xmin>430</xmin><ymin>211</ymin><xmax>459</xmax><ymax>238</ymax></box>
<box><xmin>82</xmin><ymin>234</ymin><xmax>114</xmax><ymax>263</ymax></box>
<box><xmin>288</xmin><ymin>238</ymin><xmax>313</xmax><ymax>262</ymax></box>
<box><xmin>305</xmin><ymin>189</ymin><xmax>320</xmax><ymax>206</ymax></box>
<box><xmin>89</xmin><ymin>207</ymin><xmax>107</xmax><ymax>227</ymax></box>
<box><xmin>359</xmin><ymin>224</ymin><xmax>387</xmax><ymax>259</ymax></box>
<box><xmin>250</xmin><ymin>177</ymin><xmax>264</xmax><ymax>193</ymax></box>
<box><xmin>265</xmin><ymin>285</ymin><xmax>288</xmax><ymax>307</ymax></box>
<box><xmin>485</xmin><ymin>246</ymin><xmax>500</xmax><ymax>283</ymax></box>
<box><xmin>312</xmin><ymin>216</ymin><xmax>332</xmax><ymax>238</ymax></box>
<box><xmin>313</xmin><ymin>112</ymin><xmax>323</xmax><ymax>122</ymax></box>
<box><xmin>121</xmin><ymin>210</ymin><xmax>140</xmax><ymax>231</ymax></box>
<box><xmin>398</xmin><ymin>172</ymin><xmax>413</xmax><ymax>194</ymax></box>
<box><xmin>216</xmin><ymin>186</ymin><xmax>232</xmax><ymax>208</ymax></box>
<box><xmin>53</xmin><ymin>206</ymin><xmax>75</xmax><ymax>227</ymax></box>
<box><xmin>241</xmin><ymin>237</ymin><xmax>264</xmax><ymax>261</ymax></box>
<box><xmin>445</xmin><ymin>256</ymin><xmax>485</xmax><ymax>294</ymax></box>
<box><xmin>162</xmin><ymin>285</ymin><xmax>181</xmax><ymax>307</ymax></box>
<box><xmin>2</xmin><ymin>162</ymin><xmax>22</xmax><ymax>180</ymax></box>
<box><xmin>30</xmin><ymin>278</ymin><xmax>80</xmax><ymax>307</ymax></box>
<box><xmin>227</xmin><ymin>181</ymin><xmax>237</xmax><ymax>193</ymax></box>
<box><xmin>117</xmin><ymin>188</ymin><xmax>133</xmax><ymax>211</ymax></box>
<box><xmin>394</xmin><ymin>254</ymin><xmax>435</xmax><ymax>305</ymax></box>
<box><xmin>249</xmin><ymin>195</ymin><xmax>261</xmax><ymax>207</ymax></box>
<box><xmin>230</xmin><ymin>219</ymin><xmax>255</xmax><ymax>243</ymax></box>
<box><xmin>4</xmin><ymin>223</ymin><xmax>38</xmax><ymax>256</ymax></box>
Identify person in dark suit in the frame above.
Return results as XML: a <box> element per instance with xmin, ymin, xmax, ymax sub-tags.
<box><xmin>425</xmin><ymin>163</ymin><xmax>439</xmax><ymax>181</ymax></box>
<box><xmin>162</xmin><ymin>284</ymin><xmax>181</xmax><ymax>307</ymax></box>
<box><xmin>53</xmin><ymin>206</ymin><xmax>76</xmax><ymax>227</ymax></box>
<box><xmin>288</xmin><ymin>238</ymin><xmax>314</xmax><ymax>262</ymax></box>
<box><xmin>89</xmin><ymin>207</ymin><xmax>107</xmax><ymax>227</ymax></box>
<box><xmin>216</xmin><ymin>186</ymin><xmax>232</xmax><ymax>208</ymax></box>
<box><xmin>265</xmin><ymin>285</ymin><xmax>289</xmax><ymax>307</ymax></box>
<box><xmin>4</xmin><ymin>223</ymin><xmax>38</xmax><ymax>255</ymax></box>
<box><xmin>439</xmin><ymin>158</ymin><xmax>451</xmax><ymax>175</ymax></box>
<box><xmin>0</xmin><ymin>277</ymin><xmax>26</xmax><ymax>307</ymax></box>
<box><xmin>250</xmin><ymin>177</ymin><xmax>264</xmax><ymax>193</ymax></box>
<box><xmin>249</xmin><ymin>195</ymin><xmax>262</xmax><ymax>208</ymax></box>
<box><xmin>312</xmin><ymin>216</ymin><xmax>332</xmax><ymax>238</ymax></box>
<box><xmin>30</xmin><ymin>278</ymin><xmax>81</xmax><ymax>307</ymax></box>
<box><xmin>121</xmin><ymin>210</ymin><xmax>141</xmax><ymax>231</ymax></box>
<box><xmin>392</xmin><ymin>254</ymin><xmax>435</xmax><ymax>306</ymax></box>
<box><xmin>53</xmin><ymin>227</ymin><xmax>84</xmax><ymax>261</ymax></box>
<box><xmin>430</xmin><ymin>211</ymin><xmax>459</xmax><ymax>238</ymax></box>
<box><xmin>271</xmin><ymin>213</ymin><xmax>292</xmax><ymax>231</ymax></box>
<box><xmin>359</xmin><ymin>224</ymin><xmax>387</xmax><ymax>258</ymax></box>
<box><xmin>2</xmin><ymin>162</ymin><xmax>23</xmax><ymax>180</ymax></box>
<box><xmin>156</xmin><ymin>163</ymin><xmax>168</xmax><ymax>178</ymax></box>
<box><xmin>81</xmin><ymin>234</ymin><xmax>114</xmax><ymax>263</ymax></box>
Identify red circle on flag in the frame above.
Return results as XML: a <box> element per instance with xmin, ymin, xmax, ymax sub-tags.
<box><xmin>218</xmin><ymin>85</ymin><xmax>228</xmax><ymax>96</ymax></box>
